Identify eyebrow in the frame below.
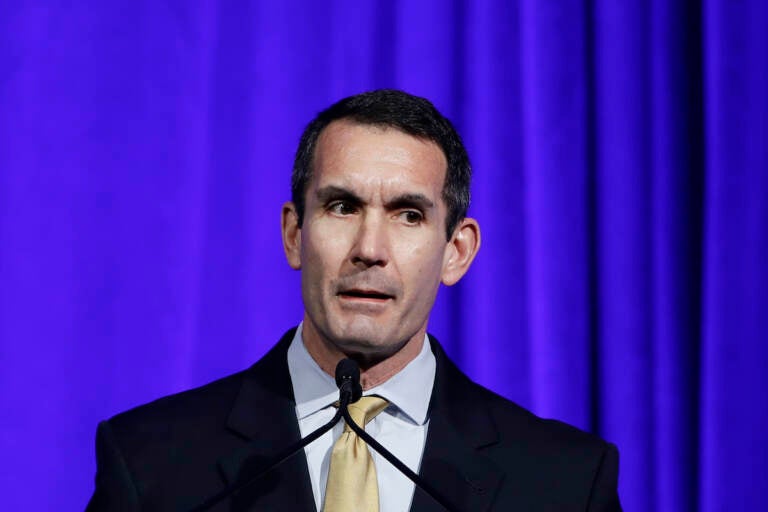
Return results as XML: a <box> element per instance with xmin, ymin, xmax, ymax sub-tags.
<box><xmin>315</xmin><ymin>185</ymin><xmax>363</xmax><ymax>205</ymax></box>
<box><xmin>315</xmin><ymin>185</ymin><xmax>435</xmax><ymax>212</ymax></box>
<box><xmin>385</xmin><ymin>193</ymin><xmax>434</xmax><ymax>212</ymax></box>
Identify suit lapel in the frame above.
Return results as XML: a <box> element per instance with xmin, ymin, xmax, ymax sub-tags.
<box><xmin>216</xmin><ymin>329</ymin><xmax>317</xmax><ymax>512</ymax></box>
<box><xmin>410</xmin><ymin>338</ymin><xmax>505</xmax><ymax>512</ymax></box>
<box><xmin>211</xmin><ymin>331</ymin><xmax>505</xmax><ymax>512</ymax></box>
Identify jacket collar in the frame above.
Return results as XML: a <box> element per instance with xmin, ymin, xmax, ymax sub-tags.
<box><xmin>409</xmin><ymin>336</ymin><xmax>504</xmax><ymax>512</ymax></box>
<box><xmin>217</xmin><ymin>328</ymin><xmax>317</xmax><ymax>511</ymax></box>
<box><xmin>217</xmin><ymin>329</ymin><xmax>504</xmax><ymax>512</ymax></box>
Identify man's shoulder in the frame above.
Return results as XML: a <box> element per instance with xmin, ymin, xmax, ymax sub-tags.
<box><xmin>104</xmin><ymin>368</ymin><xmax>250</xmax><ymax>443</ymax></box>
<box><xmin>471</xmin><ymin>380</ymin><xmax>610</xmax><ymax>453</ymax></box>
<box><xmin>447</xmin><ymin>378</ymin><xmax>621</xmax><ymax>509</ymax></box>
<box><xmin>105</xmin><ymin>329</ymin><xmax>297</xmax><ymax>439</ymax></box>
<box><xmin>429</xmin><ymin>338</ymin><xmax>613</xmax><ymax>457</ymax></box>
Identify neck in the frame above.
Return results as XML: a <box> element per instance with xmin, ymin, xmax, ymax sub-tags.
<box><xmin>301</xmin><ymin>320</ymin><xmax>425</xmax><ymax>390</ymax></box>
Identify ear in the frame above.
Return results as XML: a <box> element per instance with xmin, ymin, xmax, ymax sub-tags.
<box><xmin>441</xmin><ymin>217</ymin><xmax>481</xmax><ymax>286</ymax></box>
<box><xmin>281</xmin><ymin>202</ymin><xmax>302</xmax><ymax>270</ymax></box>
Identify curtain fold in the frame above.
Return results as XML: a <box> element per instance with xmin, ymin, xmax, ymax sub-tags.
<box><xmin>1</xmin><ymin>2</ymin><xmax>765</xmax><ymax>510</ymax></box>
<box><xmin>701</xmin><ymin>1</ymin><xmax>768</xmax><ymax>509</ymax></box>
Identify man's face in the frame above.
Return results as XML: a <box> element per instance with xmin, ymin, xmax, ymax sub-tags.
<box><xmin>285</xmin><ymin>120</ymin><xmax>454</xmax><ymax>360</ymax></box>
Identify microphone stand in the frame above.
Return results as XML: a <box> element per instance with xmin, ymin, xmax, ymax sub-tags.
<box><xmin>189</xmin><ymin>391</ymin><xmax>351</xmax><ymax>512</ymax></box>
<box><xmin>189</xmin><ymin>359</ymin><xmax>462</xmax><ymax>512</ymax></box>
<box><xmin>340</xmin><ymin>401</ymin><xmax>462</xmax><ymax>512</ymax></box>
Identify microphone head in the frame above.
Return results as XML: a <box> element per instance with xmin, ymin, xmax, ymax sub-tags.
<box><xmin>335</xmin><ymin>358</ymin><xmax>363</xmax><ymax>403</ymax></box>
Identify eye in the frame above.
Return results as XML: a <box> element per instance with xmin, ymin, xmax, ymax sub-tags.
<box><xmin>328</xmin><ymin>201</ymin><xmax>357</xmax><ymax>216</ymax></box>
<box><xmin>399</xmin><ymin>210</ymin><xmax>423</xmax><ymax>225</ymax></box>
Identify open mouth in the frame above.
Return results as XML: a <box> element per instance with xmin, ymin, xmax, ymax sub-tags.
<box><xmin>338</xmin><ymin>289</ymin><xmax>394</xmax><ymax>301</ymax></box>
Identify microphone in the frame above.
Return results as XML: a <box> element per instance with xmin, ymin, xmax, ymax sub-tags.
<box><xmin>336</xmin><ymin>360</ymin><xmax>462</xmax><ymax>512</ymax></box>
<box><xmin>335</xmin><ymin>357</ymin><xmax>363</xmax><ymax>404</ymax></box>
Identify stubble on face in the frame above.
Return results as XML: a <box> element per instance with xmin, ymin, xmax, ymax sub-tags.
<box><xmin>293</xmin><ymin>120</ymin><xmax>451</xmax><ymax>388</ymax></box>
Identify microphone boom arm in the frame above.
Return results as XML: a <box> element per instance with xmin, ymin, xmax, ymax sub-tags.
<box><xmin>340</xmin><ymin>404</ymin><xmax>462</xmax><ymax>512</ymax></box>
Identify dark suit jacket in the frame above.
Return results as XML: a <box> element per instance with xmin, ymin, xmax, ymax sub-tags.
<box><xmin>86</xmin><ymin>329</ymin><xmax>621</xmax><ymax>511</ymax></box>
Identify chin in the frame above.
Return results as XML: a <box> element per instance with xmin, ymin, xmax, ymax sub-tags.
<box><xmin>327</xmin><ymin>325</ymin><xmax>397</xmax><ymax>356</ymax></box>
<box><xmin>335</xmin><ymin>330</ymin><xmax>390</xmax><ymax>352</ymax></box>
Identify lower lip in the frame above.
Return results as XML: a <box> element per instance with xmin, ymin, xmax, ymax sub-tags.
<box><xmin>337</xmin><ymin>294</ymin><xmax>393</xmax><ymax>306</ymax></box>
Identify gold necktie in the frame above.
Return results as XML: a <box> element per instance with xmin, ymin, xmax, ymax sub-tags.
<box><xmin>323</xmin><ymin>396</ymin><xmax>389</xmax><ymax>512</ymax></box>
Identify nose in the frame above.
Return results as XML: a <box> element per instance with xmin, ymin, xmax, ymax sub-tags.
<box><xmin>350</xmin><ymin>212</ymin><xmax>389</xmax><ymax>268</ymax></box>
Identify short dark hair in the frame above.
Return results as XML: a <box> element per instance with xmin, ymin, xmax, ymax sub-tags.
<box><xmin>291</xmin><ymin>89</ymin><xmax>471</xmax><ymax>239</ymax></box>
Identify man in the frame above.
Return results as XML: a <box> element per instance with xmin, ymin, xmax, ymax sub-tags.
<box><xmin>87</xmin><ymin>90</ymin><xmax>621</xmax><ymax>511</ymax></box>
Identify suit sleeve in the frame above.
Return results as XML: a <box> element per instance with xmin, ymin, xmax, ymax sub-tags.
<box><xmin>586</xmin><ymin>443</ymin><xmax>622</xmax><ymax>512</ymax></box>
<box><xmin>85</xmin><ymin>420</ymin><xmax>141</xmax><ymax>512</ymax></box>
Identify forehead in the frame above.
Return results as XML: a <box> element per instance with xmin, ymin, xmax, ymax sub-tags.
<box><xmin>310</xmin><ymin>120</ymin><xmax>447</xmax><ymax>196</ymax></box>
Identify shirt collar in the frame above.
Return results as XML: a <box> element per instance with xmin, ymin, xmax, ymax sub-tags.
<box><xmin>287</xmin><ymin>323</ymin><xmax>436</xmax><ymax>426</ymax></box>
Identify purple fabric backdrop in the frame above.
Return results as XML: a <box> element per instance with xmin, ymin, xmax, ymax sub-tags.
<box><xmin>1</xmin><ymin>1</ymin><xmax>766</xmax><ymax>510</ymax></box>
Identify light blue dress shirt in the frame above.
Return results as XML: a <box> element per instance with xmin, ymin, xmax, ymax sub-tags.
<box><xmin>287</xmin><ymin>323</ymin><xmax>436</xmax><ymax>512</ymax></box>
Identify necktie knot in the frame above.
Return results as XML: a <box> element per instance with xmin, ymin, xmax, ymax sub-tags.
<box><xmin>344</xmin><ymin>396</ymin><xmax>388</xmax><ymax>432</ymax></box>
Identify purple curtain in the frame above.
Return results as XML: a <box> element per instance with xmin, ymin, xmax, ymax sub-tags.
<box><xmin>2</xmin><ymin>1</ymin><xmax>766</xmax><ymax>510</ymax></box>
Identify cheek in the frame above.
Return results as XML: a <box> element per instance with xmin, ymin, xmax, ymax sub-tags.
<box><xmin>402</xmin><ymin>232</ymin><xmax>446</xmax><ymax>263</ymax></box>
<box><xmin>397</xmin><ymin>237</ymin><xmax>446</xmax><ymax>289</ymax></box>
<box><xmin>301</xmin><ymin>226</ymin><xmax>349</xmax><ymax>277</ymax></box>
